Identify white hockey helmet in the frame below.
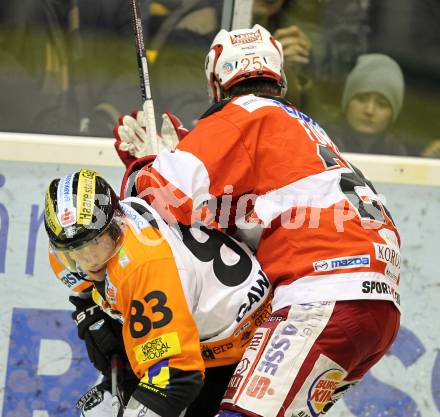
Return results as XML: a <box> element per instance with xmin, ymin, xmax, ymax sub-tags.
<box><xmin>205</xmin><ymin>24</ymin><xmax>287</xmax><ymax>102</ymax></box>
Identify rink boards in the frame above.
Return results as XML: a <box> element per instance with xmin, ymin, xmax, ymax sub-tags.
<box><xmin>0</xmin><ymin>132</ymin><xmax>439</xmax><ymax>417</ymax></box>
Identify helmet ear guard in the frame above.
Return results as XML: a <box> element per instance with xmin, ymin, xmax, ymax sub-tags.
<box><xmin>280</xmin><ymin>69</ymin><xmax>288</xmax><ymax>98</ymax></box>
<box><xmin>205</xmin><ymin>44</ymin><xmax>224</xmax><ymax>102</ymax></box>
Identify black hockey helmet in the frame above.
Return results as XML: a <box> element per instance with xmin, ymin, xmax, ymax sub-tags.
<box><xmin>44</xmin><ymin>169</ymin><xmax>120</xmax><ymax>251</ymax></box>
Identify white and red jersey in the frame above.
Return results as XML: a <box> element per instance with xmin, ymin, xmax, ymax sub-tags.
<box><xmin>133</xmin><ymin>95</ymin><xmax>401</xmax><ymax>312</ymax></box>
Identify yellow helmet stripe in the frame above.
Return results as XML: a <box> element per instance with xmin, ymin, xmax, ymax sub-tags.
<box><xmin>77</xmin><ymin>169</ymin><xmax>97</xmax><ymax>225</ymax></box>
<box><xmin>45</xmin><ymin>189</ymin><xmax>62</xmax><ymax>235</ymax></box>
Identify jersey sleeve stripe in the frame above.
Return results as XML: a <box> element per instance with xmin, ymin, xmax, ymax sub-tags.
<box><xmin>151</xmin><ymin>149</ymin><xmax>212</xmax><ymax>208</ymax></box>
<box><xmin>254</xmin><ymin>167</ymin><xmax>352</xmax><ymax>225</ymax></box>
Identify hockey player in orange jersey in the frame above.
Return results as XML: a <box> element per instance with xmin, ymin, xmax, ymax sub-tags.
<box><xmin>113</xmin><ymin>24</ymin><xmax>401</xmax><ymax>417</ymax></box>
<box><xmin>44</xmin><ymin>169</ymin><xmax>272</xmax><ymax>417</ymax></box>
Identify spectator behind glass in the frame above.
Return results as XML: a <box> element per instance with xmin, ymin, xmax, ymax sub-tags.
<box><xmin>70</xmin><ymin>0</ymin><xmax>148</xmax><ymax>137</ymax></box>
<box><xmin>150</xmin><ymin>0</ymin><xmax>222</xmax><ymax>128</ymax></box>
<box><xmin>251</xmin><ymin>1</ymin><xmax>376</xmax><ymax>122</ymax></box>
<box><xmin>420</xmin><ymin>139</ymin><xmax>440</xmax><ymax>159</ymax></box>
<box><xmin>0</xmin><ymin>0</ymin><xmax>145</xmax><ymax>136</ymax></box>
<box><xmin>0</xmin><ymin>0</ymin><xmax>77</xmax><ymax>134</ymax></box>
<box><xmin>151</xmin><ymin>0</ymin><xmax>312</xmax><ymax>128</ymax></box>
<box><xmin>251</xmin><ymin>0</ymin><xmax>312</xmax><ymax>107</ymax></box>
<box><xmin>368</xmin><ymin>0</ymin><xmax>440</xmax><ymax>155</ymax></box>
<box><xmin>324</xmin><ymin>53</ymin><xmax>407</xmax><ymax>156</ymax></box>
<box><xmin>0</xmin><ymin>35</ymin><xmax>44</xmax><ymax>132</ymax></box>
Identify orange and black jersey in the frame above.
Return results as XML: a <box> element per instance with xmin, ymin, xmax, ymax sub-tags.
<box><xmin>50</xmin><ymin>197</ymin><xmax>271</xmax><ymax>416</ymax></box>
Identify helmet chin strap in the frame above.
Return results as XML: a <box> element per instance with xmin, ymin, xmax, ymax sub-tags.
<box><xmin>213</xmin><ymin>78</ymin><xmax>222</xmax><ymax>102</ymax></box>
<box><xmin>77</xmin><ymin>270</ymin><xmax>96</xmax><ymax>282</ymax></box>
<box><xmin>78</xmin><ymin>267</ymin><xmax>107</xmax><ymax>282</ymax></box>
<box><xmin>279</xmin><ymin>68</ymin><xmax>288</xmax><ymax>98</ymax></box>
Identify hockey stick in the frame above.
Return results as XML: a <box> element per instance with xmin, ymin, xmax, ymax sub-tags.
<box><xmin>221</xmin><ymin>0</ymin><xmax>254</xmax><ymax>30</ymax></box>
<box><xmin>128</xmin><ymin>0</ymin><xmax>159</xmax><ymax>154</ymax></box>
<box><xmin>111</xmin><ymin>354</ymin><xmax>124</xmax><ymax>417</ymax></box>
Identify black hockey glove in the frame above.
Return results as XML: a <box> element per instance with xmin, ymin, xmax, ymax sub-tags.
<box><xmin>69</xmin><ymin>295</ymin><xmax>125</xmax><ymax>375</ymax></box>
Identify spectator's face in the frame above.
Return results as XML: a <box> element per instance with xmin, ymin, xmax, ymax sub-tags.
<box><xmin>68</xmin><ymin>232</ymin><xmax>116</xmax><ymax>281</ymax></box>
<box><xmin>253</xmin><ymin>0</ymin><xmax>285</xmax><ymax>18</ymax></box>
<box><xmin>345</xmin><ymin>92</ymin><xmax>393</xmax><ymax>135</ymax></box>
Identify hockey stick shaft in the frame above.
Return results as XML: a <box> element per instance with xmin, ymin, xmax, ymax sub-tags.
<box><xmin>111</xmin><ymin>354</ymin><xmax>123</xmax><ymax>417</ymax></box>
<box><xmin>128</xmin><ymin>0</ymin><xmax>159</xmax><ymax>154</ymax></box>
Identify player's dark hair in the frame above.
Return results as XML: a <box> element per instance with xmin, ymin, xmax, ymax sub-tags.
<box><xmin>225</xmin><ymin>78</ymin><xmax>282</xmax><ymax>98</ymax></box>
<box><xmin>108</xmin><ymin>207</ymin><xmax>124</xmax><ymax>241</ymax></box>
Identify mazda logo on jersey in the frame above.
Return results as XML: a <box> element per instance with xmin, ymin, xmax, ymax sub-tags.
<box><xmin>313</xmin><ymin>261</ymin><xmax>328</xmax><ymax>271</ymax></box>
<box><xmin>313</xmin><ymin>255</ymin><xmax>370</xmax><ymax>272</ymax></box>
<box><xmin>307</xmin><ymin>368</ymin><xmax>345</xmax><ymax>416</ymax></box>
